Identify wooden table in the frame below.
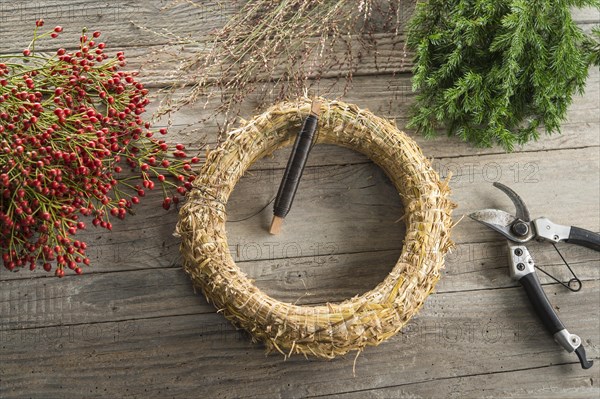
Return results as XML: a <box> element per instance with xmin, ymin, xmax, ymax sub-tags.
<box><xmin>1</xmin><ymin>2</ymin><xmax>599</xmax><ymax>398</ymax></box>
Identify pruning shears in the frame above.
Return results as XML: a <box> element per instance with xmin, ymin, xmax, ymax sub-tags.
<box><xmin>470</xmin><ymin>182</ymin><xmax>600</xmax><ymax>369</ymax></box>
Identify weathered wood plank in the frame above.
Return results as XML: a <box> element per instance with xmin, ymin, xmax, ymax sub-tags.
<box><xmin>1</xmin><ymin>280</ymin><xmax>598</xmax><ymax>398</ymax></box>
<box><xmin>131</xmin><ymin>33</ymin><xmax>414</xmax><ymax>88</ymax></box>
<box><xmin>240</xmin><ymin>240</ymin><xmax>600</xmax><ymax>301</ymax></box>
<box><xmin>1</xmin><ymin>2</ymin><xmax>598</xmax><ymax>398</ymax></box>
<box><xmin>1</xmin><ymin>145</ymin><xmax>598</xmax><ymax>283</ymax></box>
<box><xmin>145</xmin><ymin>67</ymin><xmax>600</xmax><ymax>161</ymax></box>
<box><xmin>126</xmin><ymin>19</ymin><xmax>600</xmax><ymax>87</ymax></box>
<box><xmin>1</xmin><ymin>7</ymin><xmax>597</xmax><ymax>160</ymax></box>
<box><xmin>1</xmin><ymin>2</ymin><xmax>595</xmax><ymax>92</ymax></box>
<box><xmin>0</xmin><ymin>0</ymin><xmax>240</xmax><ymax>51</ymax></box>
<box><xmin>440</xmin><ymin>240</ymin><xmax>600</xmax><ymax>293</ymax></box>
<box><xmin>0</xmin><ymin>0</ymin><xmax>414</xmax><ymax>52</ymax></box>
<box><xmin>0</xmin><ymin>0</ymin><xmax>593</xmax><ymax>52</ymax></box>
<box><xmin>0</xmin><ymin>267</ymin><xmax>202</xmax><ymax>329</ymax></box>
<box><xmin>223</xmin><ymin>145</ymin><xmax>600</xmax><ymax>250</ymax></box>
<box><xmin>1</xmin><ymin>239</ymin><xmax>598</xmax><ymax>330</ymax></box>
<box><xmin>572</xmin><ymin>6</ymin><xmax>600</xmax><ymax>23</ymax></box>
<box><xmin>323</xmin><ymin>365</ymin><xmax>598</xmax><ymax>398</ymax></box>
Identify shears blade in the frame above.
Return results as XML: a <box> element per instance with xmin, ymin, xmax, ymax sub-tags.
<box><xmin>469</xmin><ymin>209</ymin><xmax>533</xmax><ymax>243</ymax></box>
<box><xmin>493</xmin><ymin>182</ymin><xmax>531</xmax><ymax>222</ymax></box>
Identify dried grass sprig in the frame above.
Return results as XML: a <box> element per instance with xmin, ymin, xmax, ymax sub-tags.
<box><xmin>155</xmin><ymin>0</ymin><xmax>404</xmax><ymax>137</ymax></box>
<box><xmin>176</xmin><ymin>98</ymin><xmax>455</xmax><ymax>358</ymax></box>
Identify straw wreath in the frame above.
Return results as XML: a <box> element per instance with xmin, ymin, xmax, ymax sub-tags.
<box><xmin>176</xmin><ymin>97</ymin><xmax>455</xmax><ymax>359</ymax></box>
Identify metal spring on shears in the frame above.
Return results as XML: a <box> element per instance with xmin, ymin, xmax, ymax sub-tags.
<box><xmin>534</xmin><ymin>243</ymin><xmax>582</xmax><ymax>292</ymax></box>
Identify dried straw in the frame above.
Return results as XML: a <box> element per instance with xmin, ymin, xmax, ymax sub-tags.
<box><xmin>176</xmin><ymin>97</ymin><xmax>455</xmax><ymax>359</ymax></box>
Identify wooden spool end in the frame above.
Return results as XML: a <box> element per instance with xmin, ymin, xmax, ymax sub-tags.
<box><xmin>311</xmin><ymin>98</ymin><xmax>321</xmax><ymax>117</ymax></box>
<box><xmin>269</xmin><ymin>215</ymin><xmax>284</xmax><ymax>235</ymax></box>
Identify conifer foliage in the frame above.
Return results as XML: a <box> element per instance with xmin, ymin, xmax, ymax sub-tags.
<box><xmin>407</xmin><ymin>0</ymin><xmax>600</xmax><ymax>150</ymax></box>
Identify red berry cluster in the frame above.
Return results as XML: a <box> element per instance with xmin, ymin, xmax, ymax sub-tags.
<box><xmin>0</xmin><ymin>21</ymin><xmax>199</xmax><ymax>277</ymax></box>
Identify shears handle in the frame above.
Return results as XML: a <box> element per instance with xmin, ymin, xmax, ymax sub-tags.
<box><xmin>565</xmin><ymin>226</ymin><xmax>600</xmax><ymax>251</ymax></box>
<box><xmin>508</xmin><ymin>243</ymin><xmax>593</xmax><ymax>369</ymax></box>
<box><xmin>534</xmin><ymin>218</ymin><xmax>600</xmax><ymax>251</ymax></box>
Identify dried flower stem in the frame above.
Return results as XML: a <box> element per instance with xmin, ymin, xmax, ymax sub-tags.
<box><xmin>155</xmin><ymin>0</ymin><xmax>403</xmax><ymax>137</ymax></box>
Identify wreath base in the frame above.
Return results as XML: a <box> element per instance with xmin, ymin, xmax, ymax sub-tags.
<box><xmin>176</xmin><ymin>98</ymin><xmax>455</xmax><ymax>359</ymax></box>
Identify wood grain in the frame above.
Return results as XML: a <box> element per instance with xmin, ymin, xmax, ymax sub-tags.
<box><xmin>1</xmin><ymin>281</ymin><xmax>598</xmax><ymax>398</ymax></box>
<box><xmin>142</xmin><ymin>67</ymin><xmax>599</xmax><ymax>159</ymax></box>
<box><xmin>2</xmin><ymin>239</ymin><xmax>598</xmax><ymax>330</ymax></box>
<box><xmin>1</xmin><ymin>144</ymin><xmax>597</xmax><ymax>283</ymax></box>
<box><xmin>0</xmin><ymin>1</ymin><xmax>599</xmax><ymax>398</ymax></box>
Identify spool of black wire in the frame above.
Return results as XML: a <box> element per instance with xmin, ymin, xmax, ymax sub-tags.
<box><xmin>270</xmin><ymin>100</ymin><xmax>321</xmax><ymax>234</ymax></box>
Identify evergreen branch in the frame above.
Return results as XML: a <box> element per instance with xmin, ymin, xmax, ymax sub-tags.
<box><xmin>407</xmin><ymin>0</ymin><xmax>599</xmax><ymax>150</ymax></box>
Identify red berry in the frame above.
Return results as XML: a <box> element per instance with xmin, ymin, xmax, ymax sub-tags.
<box><xmin>36</xmin><ymin>19</ymin><xmax>44</xmax><ymax>27</ymax></box>
<box><xmin>23</xmin><ymin>49</ymin><xmax>31</xmax><ymax>56</ymax></box>
<box><xmin>0</xmin><ymin>32</ymin><xmax>198</xmax><ymax>276</ymax></box>
<box><xmin>55</xmin><ymin>268</ymin><xmax>65</xmax><ymax>278</ymax></box>
<box><xmin>54</xmin><ymin>26</ymin><xmax>63</xmax><ymax>33</ymax></box>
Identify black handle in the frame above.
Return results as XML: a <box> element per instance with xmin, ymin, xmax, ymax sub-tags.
<box><xmin>519</xmin><ymin>273</ymin><xmax>564</xmax><ymax>335</ymax></box>
<box><xmin>565</xmin><ymin>226</ymin><xmax>600</xmax><ymax>251</ymax></box>
<box><xmin>575</xmin><ymin>346</ymin><xmax>594</xmax><ymax>369</ymax></box>
<box><xmin>519</xmin><ymin>272</ymin><xmax>593</xmax><ymax>369</ymax></box>
<box><xmin>273</xmin><ymin>114</ymin><xmax>318</xmax><ymax>219</ymax></box>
